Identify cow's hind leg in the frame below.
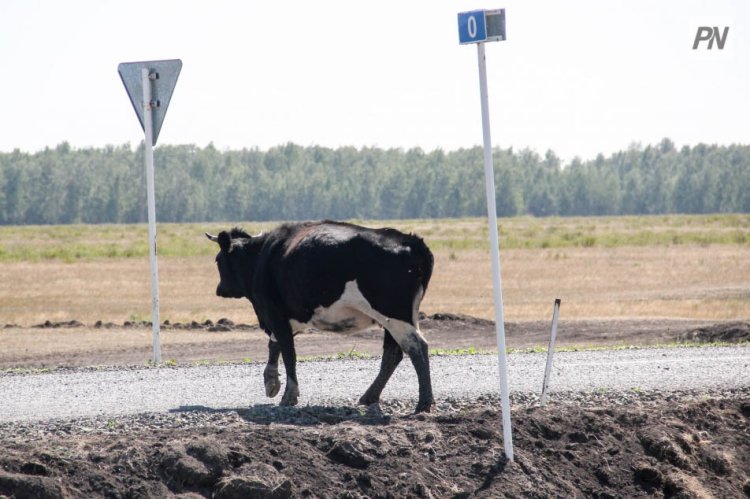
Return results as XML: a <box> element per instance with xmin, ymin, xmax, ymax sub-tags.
<box><xmin>264</xmin><ymin>338</ymin><xmax>282</xmax><ymax>398</ymax></box>
<box><xmin>401</xmin><ymin>328</ymin><xmax>434</xmax><ymax>413</ymax></box>
<box><xmin>359</xmin><ymin>330</ymin><xmax>403</xmax><ymax>406</ymax></box>
<box><xmin>342</xmin><ymin>280</ymin><xmax>434</xmax><ymax>413</ymax></box>
<box><xmin>365</xmin><ymin>317</ymin><xmax>434</xmax><ymax>413</ymax></box>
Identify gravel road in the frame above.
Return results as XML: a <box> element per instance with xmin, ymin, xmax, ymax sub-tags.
<box><xmin>1</xmin><ymin>346</ymin><xmax>748</xmax><ymax>423</ymax></box>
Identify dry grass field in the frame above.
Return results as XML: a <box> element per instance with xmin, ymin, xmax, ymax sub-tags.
<box><xmin>1</xmin><ymin>215</ymin><xmax>748</xmax><ymax>366</ymax></box>
<box><xmin>2</xmin><ymin>215</ymin><xmax>749</xmax><ymax>325</ymax></box>
<box><xmin>5</xmin><ymin>243</ymin><xmax>749</xmax><ymax>324</ymax></box>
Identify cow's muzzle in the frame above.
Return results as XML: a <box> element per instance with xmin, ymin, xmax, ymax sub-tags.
<box><xmin>216</xmin><ymin>285</ymin><xmax>242</xmax><ymax>299</ymax></box>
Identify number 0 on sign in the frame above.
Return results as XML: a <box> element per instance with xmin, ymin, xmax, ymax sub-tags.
<box><xmin>458</xmin><ymin>10</ymin><xmax>488</xmax><ymax>44</ymax></box>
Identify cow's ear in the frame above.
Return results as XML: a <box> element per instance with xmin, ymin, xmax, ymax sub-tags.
<box><xmin>217</xmin><ymin>231</ymin><xmax>231</xmax><ymax>253</ymax></box>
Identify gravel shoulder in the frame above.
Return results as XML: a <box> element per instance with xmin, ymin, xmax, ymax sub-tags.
<box><xmin>1</xmin><ymin>346</ymin><xmax>749</xmax><ymax>423</ymax></box>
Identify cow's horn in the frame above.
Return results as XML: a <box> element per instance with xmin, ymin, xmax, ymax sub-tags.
<box><xmin>205</xmin><ymin>232</ymin><xmax>219</xmax><ymax>242</ymax></box>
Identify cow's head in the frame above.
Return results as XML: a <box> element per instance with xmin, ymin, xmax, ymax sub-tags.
<box><xmin>206</xmin><ymin>229</ymin><xmax>251</xmax><ymax>299</ymax></box>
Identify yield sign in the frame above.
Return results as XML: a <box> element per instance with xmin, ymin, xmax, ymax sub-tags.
<box><xmin>118</xmin><ymin>59</ymin><xmax>182</xmax><ymax>145</ymax></box>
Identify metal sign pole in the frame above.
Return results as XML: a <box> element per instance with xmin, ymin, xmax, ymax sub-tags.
<box><xmin>119</xmin><ymin>59</ymin><xmax>180</xmax><ymax>365</ymax></box>
<box><xmin>141</xmin><ymin>68</ymin><xmax>161</xmax><ymax>364</ymax></box>
<box><xmin>476</xmin><ymin>41</ymin><xmax>514</xmax><ymax>462</ymax></box>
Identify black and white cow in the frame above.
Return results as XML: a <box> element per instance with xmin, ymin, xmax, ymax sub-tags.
<box><xmin>206</xmin><ymin>220</ymin><xmax>435</xmax><ymax>413</ymax></box>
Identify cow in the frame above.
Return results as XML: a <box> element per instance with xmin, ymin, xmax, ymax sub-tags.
<box><xmin>206</xmin><ymin>220</ymin><xmax>436</xmax><ymax>413</ymax></box>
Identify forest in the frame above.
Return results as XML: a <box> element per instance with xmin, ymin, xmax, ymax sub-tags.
<box><xmin>0</xmin><ymin>138</ymin><xmax>748</xmax><ymax>225</ymax></box>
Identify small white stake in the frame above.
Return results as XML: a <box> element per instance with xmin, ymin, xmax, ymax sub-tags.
<box><xmin>540</xmin><ymin>298</ymin><xmax>561</xmax><ymax>406</ymax></box>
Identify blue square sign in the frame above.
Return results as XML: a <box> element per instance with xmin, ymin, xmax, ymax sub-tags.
<box><xmin>458</xmin><ymin>10</ymin><xmax>487</xmax><ymax>44</ymax></box>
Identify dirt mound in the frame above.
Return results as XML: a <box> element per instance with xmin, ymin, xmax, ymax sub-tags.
<box><xmin>1</xmin><ymin>391</ymin><xmax>748</xmax><ymax>498</ymax></box>
<box><xmin>680</xmin><ymin>322</ymin><xmax>750</xmax><ymax>343</ymax></box>
<box><xmin>0</xmin><ymin>318</ymin><xmax>260</xmax><ymax>332</ymax></box>
<box><xmin>13</xmin><ymin>314</ymin><xmax>493</xmax><ymax>333</ymax></box>
<box><xmin>421</xmin><ymin>312</ymin><xmax>495</xmax><ymax>328</ymax></box>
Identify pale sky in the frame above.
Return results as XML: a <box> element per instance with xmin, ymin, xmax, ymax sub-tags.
<box><xmin>0</xmin><ymin>0</ymin><xmax>746</xmax><ymax>162</ymax></box>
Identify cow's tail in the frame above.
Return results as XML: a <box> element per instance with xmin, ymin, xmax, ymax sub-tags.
<box><xmin>406</xmin><ymin>234</ymin><xmax>434</xmax><ymax>296</ymax></box>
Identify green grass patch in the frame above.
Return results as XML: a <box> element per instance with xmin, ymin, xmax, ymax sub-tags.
<box><xmin>0</xmin><ymin>214</ymin><xmax>747</xmax><ymax>262</ymax></box>
<box><xmin>506</xmin><ymin>340</ymin><xmax>749</xmax><ymax>354</ymax></box>
<box><xmin>336</xmin><ymin>348</ymin><xmax>372</xmax><ymax>360</ymax></box>
<box><xmin>429</xmin><ymin>346</ymin><xmax>490</xmax><ymax>356</ymax></box>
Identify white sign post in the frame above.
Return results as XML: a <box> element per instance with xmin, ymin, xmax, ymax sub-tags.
<box><xmin>118</xmin><ymin>59</ymin><xmax>182</xmax><ymax>364</ymax></box>
<box><xmin>457</xmin><ymin>9</ymin><xmax>514</xmax><ymax>461</ymax></box>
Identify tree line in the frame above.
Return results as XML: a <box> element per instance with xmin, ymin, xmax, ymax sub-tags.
<box><xmin>0</xmin><ymin>138</ymin><xmax>748</xmax><ymax>225</ymax></box>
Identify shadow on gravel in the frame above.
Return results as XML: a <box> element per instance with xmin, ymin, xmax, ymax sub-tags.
<box><xmin>170</xmin><ymin>403</ymin><xmax>393</xmax><ymax>426</ymax></box>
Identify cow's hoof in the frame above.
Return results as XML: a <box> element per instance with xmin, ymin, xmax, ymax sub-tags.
<box><xmin>265</xmin><ymin>378</ymin><xmax>281</xmax><ymax>398</ymax></box>
<box><xmin>358</xmin><ymin>392</ymin><xmax>379</xmax><ymax>406</ymax></box>
<box><xmin>264</xmin><ymin>366</ymin><xmax>280</xmax><ymax>398</ymax></box>
<box><xmin>364</xmin><ymin>402</ymin><xmax>383</xmax><ymax>417</ymax></box>
<box><xmin>280</xmin><ymin>385</ymin><xmax>299</xmax><ymax>407</ymax></box>
<box><xmin>414</xmin><ymin>399</ymin><xmax>435</xmax><ymax>414</ymax></box>
<box><xmin>279</xmin><ymin>395</ymin><xmax>298</xmax><ymax>407</ymax></box>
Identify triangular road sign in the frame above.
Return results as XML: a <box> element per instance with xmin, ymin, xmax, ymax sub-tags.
<box><xmin>118</xmin><ymin>59</ymin><xmax>182</xmax><ymax>145</ymax></box>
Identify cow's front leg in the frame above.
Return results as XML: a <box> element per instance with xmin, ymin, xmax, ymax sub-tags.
<box><xmin>270</xmin><ymin>324</ymin><xmax>299</xmax><ymax>407</ymax></box>
<box><xmin>264</xmin><ymin>338</ymin><xmax>282</xmax><ymax>398</ymax></box>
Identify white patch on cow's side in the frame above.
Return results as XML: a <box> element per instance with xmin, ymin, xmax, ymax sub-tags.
<box><xmin>289</xmin><ymin>283</ymin><xmax>380</xmax><ymax>335</ymax></box>
<box><xmin>270</xmin><ymin>333</ymin><xmax>277</xmax><ymax>342</ymax></box>
<box><xmin>287</xmin><ymin>280</ymin><xmax>426</xmax><ymax>353</ymax></box>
